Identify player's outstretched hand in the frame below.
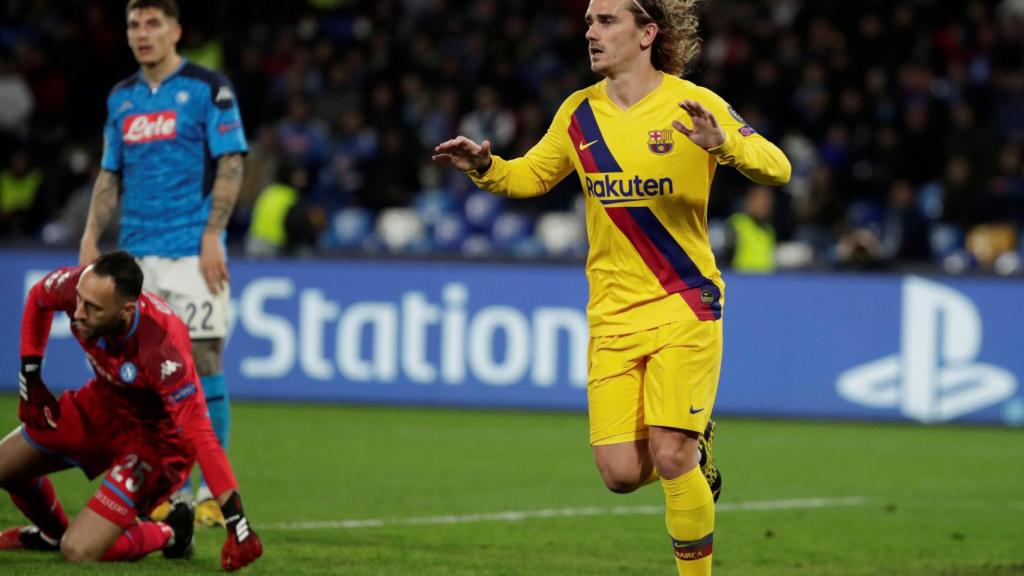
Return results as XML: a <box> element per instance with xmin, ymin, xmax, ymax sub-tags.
<box><xmin>672</xmin><ymin>100</ymin><xmax>726</xmax><ymax>151</ymax></box>
<box><xmin>220</xmin><ymin>492</ymin><xmax>262</xmax><ymax>571</ymax></box>
<box><xmin>432</xmin><ymin>136</ymin><xmax>493</xmax><ymax>173</ymax></box>
<box><xmin>18</xmin><ymin>357</ymin><xmax>60</xmax><ymax>430</ymax></box>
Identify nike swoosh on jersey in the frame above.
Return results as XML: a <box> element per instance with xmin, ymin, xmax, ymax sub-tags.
<box><xmin>689</xmin><ymin>406</ymin><xmax>705</xmax><ymax>414</ymax></box>
<box><xmin>579</xmin><ymin>139</ymin><xmax>600</xmax><ymax>151</ymax></box>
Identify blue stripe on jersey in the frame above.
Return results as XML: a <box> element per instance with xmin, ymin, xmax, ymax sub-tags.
<box><xmin>571</xmin><ymin>99</ymin><xmax>622</xmax><ymax>173</ymax></box>
<box><xmin>102</xmin><ymin>479</ymin><xmax>137</xmax><ymax>509</ymax></box>
<box><xmin>627</xmin><ymin>207</ymin><xmax>723</xmax><ymax>314</ymax></box>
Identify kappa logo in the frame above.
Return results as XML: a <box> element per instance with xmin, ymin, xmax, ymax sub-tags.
<box><xmin>160</xmin><ymin>360</ymin><xmax>182</xmax><ymax>379</ymax></box>
<box><xmin>215</xmin><ymin>86</ymin><xmax>235</xmax><ymax>103</ymax></box>
<box><xmin>836</xmin><ymin>277</ymin><xmax>1018</xmax><ymax>423</ymax></box>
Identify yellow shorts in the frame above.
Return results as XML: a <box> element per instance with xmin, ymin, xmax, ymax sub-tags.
<box><xmin>588</xmin><ymin>320</ymin><xmax>723</xmax><ymax>446</ymax></box>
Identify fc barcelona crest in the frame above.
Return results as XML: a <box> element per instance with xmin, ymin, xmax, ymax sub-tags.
<box><xmin>648</xmin><ymin>129</ymin><xmax>674</xmax><ymax>155</ymax></box>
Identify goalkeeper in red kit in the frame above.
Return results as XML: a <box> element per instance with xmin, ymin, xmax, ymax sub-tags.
<box><xmin>0</xmin><ymin>251</ymin><xmax>262</xmax><ymax>570</ymax></box>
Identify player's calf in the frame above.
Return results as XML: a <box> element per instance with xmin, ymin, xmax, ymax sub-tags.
<box><xmin>5</xmin><ymin>476</ymin><xmax>69</xmax><ymax>542</ymax></box>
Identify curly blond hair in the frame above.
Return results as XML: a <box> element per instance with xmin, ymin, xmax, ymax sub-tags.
<box><xmin>627</xmin><ymin>0</ymin><xmax>705</xmax><ymax>76</ymax></box>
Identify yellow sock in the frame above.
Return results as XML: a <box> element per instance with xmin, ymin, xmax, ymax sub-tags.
<box><xmin>661</xmin><ymin>466</ymin><xmax>715</xmax><ymax>575</ymax></box>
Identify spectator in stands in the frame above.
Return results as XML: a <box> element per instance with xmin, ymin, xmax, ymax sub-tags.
<box><xmin>247</xmin><ymin>161</ymin><xmax>308</xmax><ymax>257</ymax></box>
<box><xmin>2</xmin><ymin>0</ymin><xmax>1024</xmax><ymax>273</ymax></box>
<box><xmin>0</xmin><ymin>52</ymin><xmax>34</xmax><ymax>144</ymax></box>
<box><xmin>723</xmin><ymin>185</ymin><xmax>776</xmax><ymax>273</ymax></box>
<box><xmin>880</xmin><ymin>179</ymin><xmax>930</xmax><ymax>263</ymax></box>
<box><xmin>0</xmin><ymin>149</ymin><xmax>43</xmax><ymax>237</ymax></box>
<box><xmin>276</xmin><ymin>93</ymin><xmax>329</xmax><ymax>172</ymax></box>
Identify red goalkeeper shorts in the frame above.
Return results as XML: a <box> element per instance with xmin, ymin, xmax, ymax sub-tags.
<box><xmin>21</xmin><ymin>382</ymin><xmax>192</xmax><ymax>528</ymax></box>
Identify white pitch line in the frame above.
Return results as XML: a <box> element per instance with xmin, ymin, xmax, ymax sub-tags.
<box><xmin>264</xmin><ymin>496</ymin><xmax>868</xmax><ymax>531</ymax></box>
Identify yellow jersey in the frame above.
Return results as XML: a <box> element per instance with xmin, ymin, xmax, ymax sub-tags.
<box><xmin>470</xmin><ymin>73</ymin><xmax>791</xmax><ymax>336</ymax></box>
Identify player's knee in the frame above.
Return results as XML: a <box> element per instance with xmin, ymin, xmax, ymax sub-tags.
<box><xmin>191</xmin><ymin>340</ymin><xmax>223</xmax><ymax>376</ymax></box>
<box><xmin>651</xmin><ymin>444</ymin><xmax>698</xmax><ymax>480</ymax></box>
<box><xmin>597</xmin><ymin>467</ymin><xmax>642</xmax><ymax>494</ymax></box>
<box><xmin>60</xmin><ymin>534</ymin><xmax>100</xmax><ymax>562</ymax></box>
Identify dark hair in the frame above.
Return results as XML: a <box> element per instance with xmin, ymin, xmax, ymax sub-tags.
<box><xmin>91</xmin><ymin>251</ymin><xmax>144</xmax><ymax>300</ymax></box>
<box><xmin>126</xmin><ymin>0</ymin><xmax>180</xmax><ymax>20</ymax></box>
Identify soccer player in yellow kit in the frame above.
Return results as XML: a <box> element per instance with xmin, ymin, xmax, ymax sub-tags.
<box><xmin>434</xmin><ymin>0</ymin><xmax>790</xmax><ymax>573</ymax></box>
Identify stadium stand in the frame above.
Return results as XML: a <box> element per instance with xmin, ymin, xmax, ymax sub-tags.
<box><xmin>1</xmin><ymin>0</ymin><xmax>1022</xmax><ymax>273</ymax></box>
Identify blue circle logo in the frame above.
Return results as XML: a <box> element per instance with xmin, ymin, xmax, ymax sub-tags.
<box><xmin>120</xmin><ymin>362</ymin><xmax>138</xmax><ymax>384</ymax></box>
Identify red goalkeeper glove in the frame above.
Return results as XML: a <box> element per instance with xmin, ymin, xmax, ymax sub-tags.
<box><xmin>220</xmin><ymin>491</ymin><xmax>262</xmax><ymax>571</ymax></box>
<box><xmin>18</xmin><ymin>357</ymin><xmax>60</xmax><ymax>430</ymax></box>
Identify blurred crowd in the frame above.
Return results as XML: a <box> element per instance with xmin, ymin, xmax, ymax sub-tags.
<box><xmin>1</xmin><ymin>0</ymin><xmax>1023</xmax><ymax>274</ymax></box>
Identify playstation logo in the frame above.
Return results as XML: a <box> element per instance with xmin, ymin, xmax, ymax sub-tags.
<box><xmin>836</xmin><ymin>277</ymin><xmax>1017</xmax><ymax>423</ymax></box>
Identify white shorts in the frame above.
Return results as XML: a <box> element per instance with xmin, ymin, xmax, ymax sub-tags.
<box><xmin>136</xmin><ymin>255</ymin><xmax>230</xmax><ymax>340</ymax></box>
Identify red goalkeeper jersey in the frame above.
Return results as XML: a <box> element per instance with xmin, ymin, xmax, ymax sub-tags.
<box><xmin>20</xmin><ymin>266</ymin><xmax>238</xmax><ymax>496</ymax></box>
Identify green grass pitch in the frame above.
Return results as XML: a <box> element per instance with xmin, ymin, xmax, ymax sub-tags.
<box><xmin>0</xmin><ymin>394</ymin><xmax>1022</xmax><ymax>575</ymax></box>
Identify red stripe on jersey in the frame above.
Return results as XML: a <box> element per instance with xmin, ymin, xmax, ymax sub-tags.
<box><xmin>605</xmin><ymin>207</ymin><xmax>716</xmax><ymax>320</ymax></box>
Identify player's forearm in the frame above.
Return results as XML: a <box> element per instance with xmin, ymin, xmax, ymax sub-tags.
<box><xmin>183</xmin><ymin>411</ymin><xmax>240</xmax><ymax>494</ymax></box>
<box><xmin>20</xmin><ymin>274</ymin><xmax>66</xmax><ymax>357</ymax></box>
<box><xmin>20</xmin><ymin>306</ymin><xmax>55</xmax><ymax>358</ymax></box>
<box><xmin>205</xmin><ymin>153</ymin><xmax>244</xmax><ymax>234</ymax></box>
<box><xmin>81</xmin><ymin>170</ymin><xmax>121</xmax><ymax>242</ymax></box>
<box><xmin>710</xmin><ymin>135</ymin><xmax>792</xmax><ymax>187</ymax></box>
<box><xmin>470</xmin><ymin>155</ymin><xmax>565</xmax><ymax>199</ymax></box>
<box><xmin>196</xmin><ymin>444</ymin><xmax>240</xmax><ymax>496</ymax></box>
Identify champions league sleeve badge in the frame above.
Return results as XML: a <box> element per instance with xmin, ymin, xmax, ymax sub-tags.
<box><xmin>727</xmin><ymin>106</ymin><xmax>757</xmax><ymax>137</ymax></box>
